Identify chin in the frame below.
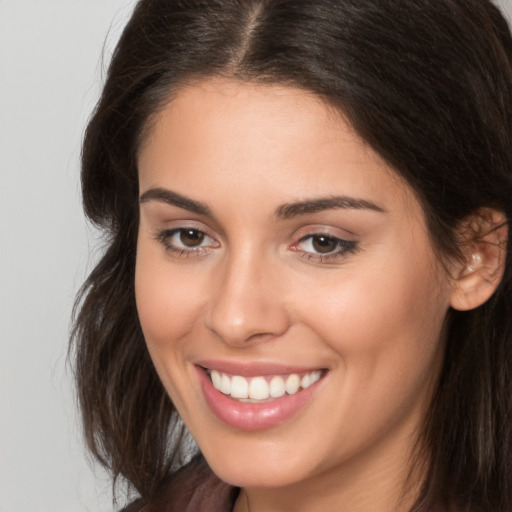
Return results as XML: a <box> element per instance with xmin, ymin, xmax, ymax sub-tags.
<box><xmin>197</xmin><ymin>433</ymin><xmax>321</xmax><ymax>489</ymax></box>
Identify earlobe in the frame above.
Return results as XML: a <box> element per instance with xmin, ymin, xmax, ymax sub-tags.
<box><xmin>450</xmin><ymin>209</ymin><xmax>508</xmax><ymax>312</ymax></box>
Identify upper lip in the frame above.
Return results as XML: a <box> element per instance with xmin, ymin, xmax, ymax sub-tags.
<box><xmin>196</xmin><ymin>359</ymin><xmax>326</xmax><ymax>377</ymax></box>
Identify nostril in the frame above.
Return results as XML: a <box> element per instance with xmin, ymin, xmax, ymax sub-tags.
<box><xmin>245</xmin><ymin>332</ymin><xmax>277</xmax><ymax>344</ymax></box>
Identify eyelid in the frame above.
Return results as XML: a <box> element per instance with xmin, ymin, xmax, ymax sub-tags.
<box><xmin>153</xmin><ymin>224</ymin><xmax>220</xmax><ymax>256</ymax></box>
<box><xmin>151</xmin><ymin>218</ymin><xmax>216</xmax><ymax>239</ymax></box>
<box><xmin>291</xmin><ymin>223</ymin><xmax>356</xmax><ymax>239</ymax></box>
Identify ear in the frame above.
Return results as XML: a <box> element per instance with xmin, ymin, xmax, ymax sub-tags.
<box><xmin>450</xmin><ymin>208</ymin><xmax>508</xmax><ymax>311</ymax></box>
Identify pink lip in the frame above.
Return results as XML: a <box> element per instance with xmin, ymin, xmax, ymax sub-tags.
<box><xmin>196</xmin><ymin>364</ymin><xmax>325</xmax><ymax>431</ymax></box>
<box><xmin>197</xmin><ymin>359</ymin><xmax>322</xmax><ymax>377</ymax></box>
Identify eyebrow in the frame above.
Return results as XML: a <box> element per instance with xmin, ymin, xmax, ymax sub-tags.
<box><xmin>139</xmin><ymin>186</ymin><xmax>386</xmax><ymax>219</ymax></box>
<box><xmin>139</xmin><ymin>187</ymin><xmax>213</xmax><ymax>216</ymax></box>
<box><xmin>274</xmin><ymin>196</ymin><xmax>386</xmax><ymax>219</ymax></box>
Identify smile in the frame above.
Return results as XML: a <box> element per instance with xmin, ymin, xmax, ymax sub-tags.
<box><xmin>197</xmin><ymin>364</ymin><xmax>327</xmax><ymax>430</ymax></box>
<box><xmin>208</xmin><ymin>369</ymin><xmax>323</xmax><ymax>401</ymax></box>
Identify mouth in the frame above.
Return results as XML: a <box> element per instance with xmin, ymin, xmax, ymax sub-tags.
<box><xmin>196</xmin><ymin>363</ymin><xmax>327</xmax><ymax>430</ymax></box>
<box><xmin>207</xmin><ymin>369</ymin><xmax>324</xmax><ymax>402</ymax></box>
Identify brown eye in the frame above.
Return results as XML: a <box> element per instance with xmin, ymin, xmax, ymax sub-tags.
<box><xmin>294</xmin><ymin>232</ymin><xmax>358</xmax><ymax>261</ymax></box>
<box><xmin>156</xmin><ymin>227</ymin><xmax>216</xmax><ymax>254</ymax></box>
<box><xmin>311</xmin><ymin>235</ymin><xmax>338</xmax><ymax>253</ymax></box>
<box><xmin>180</xmin><ymin>229</ymin><xmax>205</xmax><ymax>247</ymax></box>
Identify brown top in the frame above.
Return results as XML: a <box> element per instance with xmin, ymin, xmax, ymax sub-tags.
<box><xmin>121</xmin><ymin>455</ymin><xmax>239</xmax><ymax>512</ymax></box>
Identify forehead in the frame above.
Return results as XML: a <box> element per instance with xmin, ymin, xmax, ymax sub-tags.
<box><xmin>137</xmin><ymin>79</ymin><xmax>415</xmax><ymax>217</ymax></box>
<box><xmin>139</xmin><ymin>80</ymin><xmax>345</xmax><ymax>163</ymax></box>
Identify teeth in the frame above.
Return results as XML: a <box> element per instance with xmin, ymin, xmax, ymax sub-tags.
<box><xmin>285</xmin><ymin>374</ymin><xmax>300</xmax><ymax>394</ymax></box>
<box><xmin>301</xmin><ymin>373</ymin><xmax>312</xmax><ymax>389</ymax></box>
<box><xmin>249</xmin><ymin>377</ymin><xmax>270</xmax><ymax>400</ymax></box>
<box><xmin>220</xmin><ymin>373</ymin><xmax>231</xmax><ymax>395</ymax></box>
<box><xmin>311</xmin><ymin>370</ymin><xmax>322</xmax><ymax>385</ymax></box>
<box><xmin>211</xmin><ymin>369</ymin><xmax>222</xmax><ymax>390</ymax></box>
<box><xmin>269</xmin><ymin>376</ymin><xmax>286</xmax><ymax>398</ymax></box>
<box><xmin>231</xmin><ymin>375</ymin><xmax>249</xmax><ymax>399</ymax></box>
<box><xmin>209</xmin><ymin>369</ymin><xmax>323</xmax><ymax>401</ymax></box>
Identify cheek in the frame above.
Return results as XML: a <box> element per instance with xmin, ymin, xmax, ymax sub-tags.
<box><xmin>134</xmin><ymin>239</ymin><xmax>208</xmax><ymax>416</ymax></box>
<box><xmin>297</xmin><ymin>266</ymin><xmax>449</xmax><ymax>449</ymax></box>
<box><xmin>134</xmin><ymin>240</ymin><xmax>205</xmax><ymax>349</ymax></box>
<box><xmin>298</xmin><ymin>248</ymin><xmax>450</xmax><ymax>379</ymax></box>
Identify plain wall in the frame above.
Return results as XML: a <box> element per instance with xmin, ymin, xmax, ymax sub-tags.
<box><xmin>0</xmin><ymin>2</ymin><xmax>137</xmax><ymax>511</ymax></box>
<box><xmin>1</xmin><ymin>1</ymin><xmax>511</xmax><ymax>511</ymax></box>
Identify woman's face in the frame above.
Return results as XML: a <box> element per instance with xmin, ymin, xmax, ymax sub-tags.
<box><xmin>136</xmin><ymin>79</ymin><xmax>453</xmax><ymax>493</ymax></box>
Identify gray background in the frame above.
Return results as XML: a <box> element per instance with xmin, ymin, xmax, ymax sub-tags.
<box><xmin>0</xmin><ymin>1</ymin><xmax>137</xmax><ymax>511</ymax></box>
<box><xmin>0</xmin><ymin>1</ymin><xmax>511</xmax><ymax>511</ymax></box>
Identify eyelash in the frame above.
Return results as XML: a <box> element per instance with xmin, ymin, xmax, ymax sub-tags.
<box><xmin>293</xmin><ymin>233</ymin><xmax>358</xmax><ymax>262</ymax></box>
<box><xmin>154</xmin><ymin>228</ymin><xmax>218</xmax><ymax>257</ymax></box>
<box><xmin>154</xmin><ymin>228</ymin><xmax>358</xmax><ymax>262</ymax></box>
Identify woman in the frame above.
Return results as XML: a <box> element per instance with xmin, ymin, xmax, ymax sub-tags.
<box><xmin>72</xmin><ymin>1</ymin><xmax>512</xmax><ymax>511</ymax></box>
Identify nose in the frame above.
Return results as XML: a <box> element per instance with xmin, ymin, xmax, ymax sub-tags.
<box><xmin>204</xmin><ymin>247</ymin><xmax>291</xmax><ymax>347</ymax></box>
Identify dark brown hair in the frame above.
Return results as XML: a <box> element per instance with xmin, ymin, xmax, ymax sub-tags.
<box><xmin>72</xmin><ymin>1</ymin><xmax>512</xmax><ymax>510</ymax></box>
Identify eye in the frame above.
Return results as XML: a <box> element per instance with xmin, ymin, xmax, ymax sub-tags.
<box><xmin>294</xmin><ymin>233</ymin><xmax>358</xmax><ymax>261</ymax></box>
<box><xmin>155</xmin><ymin>227</ymin><xmax>218</xmax><ymax>256</ymax></box>
<box><xmin>174</xmin><ymin>228</ymin><xmax>206</xmax><ymax>248</ymax></box>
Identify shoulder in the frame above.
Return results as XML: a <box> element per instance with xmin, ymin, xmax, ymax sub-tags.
<box><xmin>119</xmin><ymin>455</ymin><xmax>239</xmax><ymax>512</ymax></box>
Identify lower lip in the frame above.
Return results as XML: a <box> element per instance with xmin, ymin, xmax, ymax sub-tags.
<box><xmin>197</xmin><ymin>367</ymin><xmax>324</xmax><ymax>431</ymax></box>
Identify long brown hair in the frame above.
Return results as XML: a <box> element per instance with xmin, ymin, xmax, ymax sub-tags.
<box><xmin>72</xmin><ymin>1</ymin><xmax>512</xmax><ymax>509</ymax></box>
